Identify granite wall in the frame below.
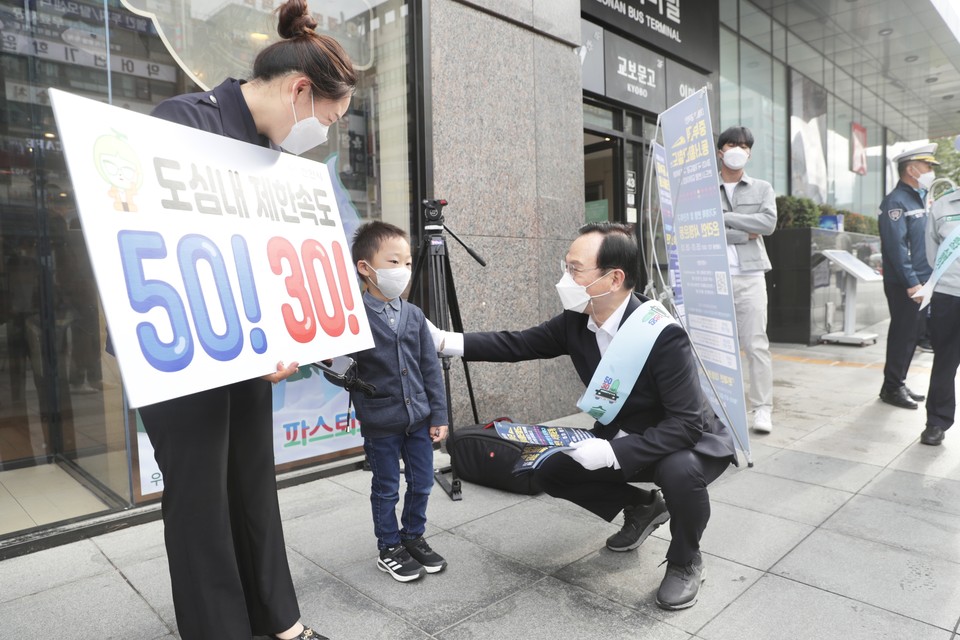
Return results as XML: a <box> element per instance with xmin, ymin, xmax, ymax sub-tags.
<box><xmin>429</xmin><ymin>0</ymin><xmax>586</xmax><ymax>426</ymax></box>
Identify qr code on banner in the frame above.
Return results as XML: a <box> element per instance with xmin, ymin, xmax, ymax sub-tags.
<box><xmin>715</xmin><ymin>271</ymin><xmax>729</xmax><ymax>296</ymax></box>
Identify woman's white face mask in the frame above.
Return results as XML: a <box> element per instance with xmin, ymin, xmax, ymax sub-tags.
<box><xmin>280</xmin><ymin>90</ymin><xmax>329</xmax><ymax>155</ymax></box>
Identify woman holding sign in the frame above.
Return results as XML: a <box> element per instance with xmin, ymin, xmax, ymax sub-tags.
<box><xmin>139</xmin><ymin>2</ymin><xmax>355</xmax><ymax>638</ymax></box>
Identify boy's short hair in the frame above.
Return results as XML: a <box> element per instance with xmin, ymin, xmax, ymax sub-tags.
<box><xmin>352</xmin><ymin>220</ymin><xmax>409</xmax><ymax>265</ymax></box>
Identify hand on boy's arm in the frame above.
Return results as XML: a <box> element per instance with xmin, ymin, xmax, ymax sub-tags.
<box><xmin>423</xmin><ymin>318</ymin><xmax>464</xmax><ymax>356</ymax></box>
<box><xmin>430</xmin><ymin>425</ymin><xmax>448</xmax><ymax>442</ymax></box>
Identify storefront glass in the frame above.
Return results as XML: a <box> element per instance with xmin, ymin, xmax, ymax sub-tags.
<box><xmin>0</xmin><ymin>0</ymin><xmax>414</xmax><ymax>539</ymax></box>
<box><xmin>719</xmin><ymin>0</ymin><xmax>926</xmax><ymax>217</ymax></box>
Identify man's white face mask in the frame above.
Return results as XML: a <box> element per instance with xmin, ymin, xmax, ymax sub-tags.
<box><xmin>555</xmin><ymin>271</ymin><xmax>613</xmax><ymax>313</ymax></box>
<box><xmin>721</xmin><ymin>146</ymin><xmax>749</xmax><ymax>171</ymax></box>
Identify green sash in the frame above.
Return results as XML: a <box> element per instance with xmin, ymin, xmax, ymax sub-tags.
<box><xmin>914</xmin><ymin>217</ymin><xmax>960</xmax><ymax>309</ymax></box>
<box><xmin>577</xmin><ymin>300</ymin><xmax>678</xmax><ymax>425</ymax></box>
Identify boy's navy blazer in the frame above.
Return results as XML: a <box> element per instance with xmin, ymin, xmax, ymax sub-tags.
<box><xmin>462</xmin><ymin>293</ymin><xmax>737</xmax><ymax>478</ymax></box>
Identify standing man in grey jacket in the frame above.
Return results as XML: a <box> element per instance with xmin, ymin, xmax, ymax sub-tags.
<box><xmin>717</xmin><ymin>126</ymin><xmax>778</xmax><ymax>433</ymax></box>
<box><xmin>919</xmin><ymin>188</ymin><xmax>960</xmax><ymax>446</ymax></box>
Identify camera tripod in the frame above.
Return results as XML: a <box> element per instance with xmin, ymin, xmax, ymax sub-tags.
<box><xmin>409</xmin><ymin>198</ymin><xmax>485</xmax><ymax>501</ymax></box>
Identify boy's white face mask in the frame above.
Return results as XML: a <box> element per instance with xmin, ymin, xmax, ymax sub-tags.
<box><xmin>364</xmin><ymin>263</ymin><xmax>411</xmax><ymax>300</ymax></box>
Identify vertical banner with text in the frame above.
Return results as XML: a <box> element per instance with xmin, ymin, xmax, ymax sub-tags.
<box><xmin>50</xmin><ymin>89</ymin><xmax>374</xmax><ymax>409</ymax></box>
<box><xmin>658</xmin><ymin>90</ymin><xmax>750</xmax><ymax>455</ymax></box>
<box><xmin>653</xmin><ymin>143</ymin><xmax>684</xmax><ymax>321</ymax></box>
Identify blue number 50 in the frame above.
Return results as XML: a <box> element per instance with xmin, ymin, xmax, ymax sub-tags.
<box><xmin>118</xmin><ymin>230</ymin><xmax>194</xmax><ymax>372</ymax></box>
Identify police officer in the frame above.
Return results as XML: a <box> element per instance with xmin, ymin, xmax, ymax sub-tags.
<box><xmin>878</xmin><ymin>144</ymin><xmax>938</xmax><ymax>409</ymax></box>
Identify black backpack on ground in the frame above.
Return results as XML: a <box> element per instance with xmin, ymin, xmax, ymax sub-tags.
<box><xmin>445</xmin><ymin>419</ymin><xmax>543</xmax><ymax>496</ymax></box>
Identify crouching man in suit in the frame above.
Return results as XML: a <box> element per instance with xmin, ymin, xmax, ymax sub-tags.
<box><xmin>438</xmin><ymin>222</ymin><xmax>737</xmax><ymax>610</ymax></box>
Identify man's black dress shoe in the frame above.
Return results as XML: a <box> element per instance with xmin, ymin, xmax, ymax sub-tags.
<box><xmin>905</xmin><ymin>386</ymin><xmax>926</xmax><ymax>402</ymax></box>
<box><xmin>920</xmin><ymin>425</ymin><xmax>945</xmax><ymax>446</ymax></box>
<box><xmin>879</xmin><ymin>387</ymin><xmax>918</xmax><ymax>409</ymax></box>
<box><xmin>606</xmin><ymin>491</ymin><xmax>670</xmax><ymax>552</ymax></box>
<box><xmin>656</xmin><ymin>552</ymin><xmax>705</xmax><ymax>610</ymax></box>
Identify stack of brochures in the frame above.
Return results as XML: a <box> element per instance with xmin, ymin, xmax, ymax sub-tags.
<box><xmin>493</xmin><ymin>421</ymin><xmax>595</xmax><ymax>474</ymax></box>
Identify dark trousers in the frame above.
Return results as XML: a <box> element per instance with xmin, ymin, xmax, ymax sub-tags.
<box><xmin>140</xmin><ymin>378</ymin><xmax>299</xmax><ymax>640</ymax></box>
<box><xmin>536</xmin><ymin>448</ymin><xmax>730</xmax><ymax>564</ymax></box>
<box><xmin>363</xmin><ymin>421</ymin><xmax>433</xmax><ymax>550</ymax></box>
<box><xmin>926</xmin><ymin>292</ymin><xmax>960</xmax><ymax>431</ymax></box>
<box><xmin>882</xmin><ymin>279</ymin><xmax>922</xmax><ymax>391</ymax></box>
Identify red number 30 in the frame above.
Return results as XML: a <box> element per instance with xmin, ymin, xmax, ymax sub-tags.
<box><xmin>267</xmin><ymin>237</ymin><xmax>347</xmax><ymax>343</ymax></box>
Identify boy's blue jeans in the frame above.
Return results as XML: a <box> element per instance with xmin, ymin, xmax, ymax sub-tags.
<box><xmin>363</xmin><ymin>422</ymin><xmax>434</xmax><ymax>550</ymax></box>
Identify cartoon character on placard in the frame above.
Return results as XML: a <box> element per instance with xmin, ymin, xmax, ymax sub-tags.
<box><xmin>93</xmin><ymin>131</ymin><xmax>142</xmax><ymax>212</ymax></box>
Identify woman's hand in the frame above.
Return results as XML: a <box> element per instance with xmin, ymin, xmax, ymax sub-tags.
<box><xmin>262</xmin><ymin>361</ymin><xmax>300</xmax><ymax>384</ymax></box>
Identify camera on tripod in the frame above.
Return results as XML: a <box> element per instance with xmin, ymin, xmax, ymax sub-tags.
<box><xmin>423</xmin><ymin>198</ymin><xmax>448</xmax><ymax>224</ymax></box>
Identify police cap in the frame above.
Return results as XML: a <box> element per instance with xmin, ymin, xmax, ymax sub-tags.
<box><xmin>892</xmin><ymin>143</ymin><xmax>940</xmax><ymax>166</ymax></box>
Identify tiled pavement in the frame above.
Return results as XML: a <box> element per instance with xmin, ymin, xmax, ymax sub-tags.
<box><xmin>1</xmin><ymin>321</ymin><xmax>959</xmax><ymax>639</ymax></box>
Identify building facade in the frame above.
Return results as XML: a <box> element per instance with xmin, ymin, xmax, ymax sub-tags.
<box><xmin>1</xmin><ymin>0</ymin><xmax>958</xmax><ymax>550</ymax></box>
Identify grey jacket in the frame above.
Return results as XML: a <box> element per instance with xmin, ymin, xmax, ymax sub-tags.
<box><xmin>926</xmin><ymin>189</ymin><xmax>960</xmax><ymax>298</ymax></box>
<box><xmin>720</xmin><ymin>174</ymin><xmax>777</xmax><ymax>272</ymax></box>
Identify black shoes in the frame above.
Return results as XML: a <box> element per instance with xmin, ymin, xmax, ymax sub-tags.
<box><xmin>920</xmin><ymin>425</ymin><xmax>945</xmax><ymax>446</ymax></box>
<box><xmin>879</xmin><ymin>387</ymin><xmax>918</xmax><ymax>410</ymax></box>
<box><xmin>905</xmin><ymin>386</ymin><xmax>926</xmax><ymax>402</ymax></box>
<box><xmin>377</xmin><ymin>544</ymin><xmax>426</xmax><ymax>582</ymax></box>
<box><xmin>402</xmin><ymin>536</ymin><xmax>447</xmax><ymax>573</ymax></box>
<box><xmin>917</xmin><ymin>341</ymin><xmax>934</xmax><ymax>353</ymax></box>
<box><xmin>656</xmin><ymin>552</ymin><xmax>705</xmax><ymax>610</ymax></box>
<box><xmin>606</xmin><ymin>491</ymin><xmax>670</xmax><ymax>552</ymax></box>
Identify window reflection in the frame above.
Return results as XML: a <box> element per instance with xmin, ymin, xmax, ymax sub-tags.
<box><xmin>0</xmin><ymin>0</ymin><xmax>414</xmax><ymax>534</ymax></box>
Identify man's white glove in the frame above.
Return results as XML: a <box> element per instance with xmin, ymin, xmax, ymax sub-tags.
<box><xmin>424</xmin><ymin>318</ymin><xmax>465</xmax><ymax>356</ymax></box>
<box><xmin>424</xmin><ymin>318</ymin><xmax>446</xmax><ymax>352</ymax></box>
<box><xmin>567</xmin><ymin>439</ymin><xmax>620</xmax><ymax>471</ymax></box>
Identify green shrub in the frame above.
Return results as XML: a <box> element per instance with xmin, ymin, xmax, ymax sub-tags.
<box><xmin>771</xmin><ymin>196</ymin><xmax>878</xmax><ymax>236</ymax></box>
<box><xmin>842</xmin><ymin>211</ymin><xmax>879</xmax><ymax>235</ymax></box>
<box><xmin>775</xmin><ymin>195</ymin><xmax>820</xmax><ymax>230</ymax></box>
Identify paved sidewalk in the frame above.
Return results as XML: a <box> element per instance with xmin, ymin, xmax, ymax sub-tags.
<box><xmin>1</xmin><ymin>322</ymin><xmax>959</xmax><ymax>639</ymax></box>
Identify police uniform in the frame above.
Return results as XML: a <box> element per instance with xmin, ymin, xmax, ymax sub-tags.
<box><xmin>140</xmin><ymin>79</ymin><xmax>301</xmax><ymax>640</ymax></box>
<box><xmin>878</xmin><ymin>144</ymin><xmax>937</xmax><ymax>407</ymax></box>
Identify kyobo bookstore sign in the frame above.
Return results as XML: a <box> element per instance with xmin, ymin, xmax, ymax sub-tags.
<box><xmin>581</xmin><ymin>0</ymin><xmax>719</xmax><ymax>72</ymax></box>
<box><xmin>603</xmin><ymin>31</ymin><xmax>666</xmax><ymax>113</ymax></box>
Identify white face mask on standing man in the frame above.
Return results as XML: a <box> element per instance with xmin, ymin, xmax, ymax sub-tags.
<box><xmin>720</xmin><ymin>146</ymin><xmax>750</xmax><ymax>171</ymax></box>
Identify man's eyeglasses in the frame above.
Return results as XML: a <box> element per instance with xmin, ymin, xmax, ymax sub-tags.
<box><xmin>560</xmin><ymin>260</ymin><xmax>603</xmax><ymax>276</ymax></box>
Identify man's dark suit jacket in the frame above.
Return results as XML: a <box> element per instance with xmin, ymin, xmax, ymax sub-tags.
<box><xmin>463</xmin><ymin>293</ymin><xmax>737</xmax><ymax>478</ymax></box>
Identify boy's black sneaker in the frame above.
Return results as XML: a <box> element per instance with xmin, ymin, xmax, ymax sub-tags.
<box><xmin>402</xmin><ymin>536</ymin><xmax>447</xmax><ymax>573</ymax></box>
<box><xmin>377</xmin><ymin>545</ymin><xmax>426</xmax><ymax>582</ymax></box>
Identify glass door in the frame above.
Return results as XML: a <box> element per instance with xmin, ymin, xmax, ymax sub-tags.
<box><xmin>584</xmin><ymin>132</ymin><xmax>622</xmax><ymax>223</ymax></box>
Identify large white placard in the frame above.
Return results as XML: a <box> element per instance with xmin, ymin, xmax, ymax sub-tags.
<box><xmin>50</xmin><ymin>89</ymin><xmax>374</xmax><ymax>408</ymax></box>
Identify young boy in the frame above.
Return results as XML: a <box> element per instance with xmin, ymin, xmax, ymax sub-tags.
<box><xmin>348</xmin><ymin>221</ymin><xmax>449</xmax><ymax>582</ymax></box>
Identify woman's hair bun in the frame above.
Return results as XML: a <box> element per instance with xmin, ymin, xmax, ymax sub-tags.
<box><xmin>277</xmin><ymin>0</ymin><xmax>318</xmax><ymax>39</ymax></box>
